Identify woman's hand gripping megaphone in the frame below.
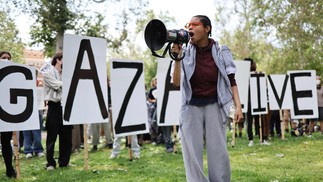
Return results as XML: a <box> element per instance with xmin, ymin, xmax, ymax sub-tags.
<box><xmin>171</xmin><ymin>43</ymin><xmax>183</xmax><ymax>61</ymax></box>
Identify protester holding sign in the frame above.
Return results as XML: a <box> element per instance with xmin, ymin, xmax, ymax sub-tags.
<box><xmin>91</xmin><ymin>77</ymin><xmax>114</xmax><ymax>152</ymax></box>
<box><xmin>91</xmin><ymin>122</ymin><xmax>113</xmax><ymax>151</ymax></box>
<box><xmin>109</xmin><ymin>135</ymin><xmax>140</xmax><ymax>159</ymax></box>
<box><xmin>316</xmin><ymin>76</ymin><xmax>323</xmax><ymax>136</ymax></box>
<box><xmin>23</xmin><ymin>81</ymin><xmax>45</xmax><ymax>159</ymax></box>
<box><xmin>244</xmin><ymin>58</ymin><xmax>258</xmax><ymax>146</ymax></box>
<box><xmin>269</xmin><ymin>110</ymin><xmax>281</xmax><ymax>138</ymax></box>
<box><xmin>43</xmin><ymin>52</ymin><xmax>72</xmax><ymax>170</ymax></box>
<box><xmin>308</xmin><ymin>76</ymin><xmax>323</xmax><ymax>136</ymax></box>
<box><xmin>171</xmin><ymin>15</ymin><xmax>243</xmax><ymax>182</ymax></box>
<box><xmin>0</xmin><ymin>132</ymin><xmax>16</xmax><ymax>178</ymax></box>
<box><xmin>149</xmin><ymin>77</ymin><xmax>174</xmax><ymax>152</ymax></box>
<box><xmin>0</xmin><ymin>51</ymin><xmax>16</xmax><ymax>178</ymax></box>
<box><xmin>147</xmin><ymin>77</ymin><xmax>160</xmax><ymax>144</ymax></box>
<box><xmin>109</xmin><ymin>77</ymin><xmax>140</xmax><ymax>158</ymax></box>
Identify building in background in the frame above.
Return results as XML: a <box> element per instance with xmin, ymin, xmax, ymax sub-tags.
<box><xmin>23</xmin><ymin>49</ymin><xmax>46</xmax><ymax>86</ymax></box>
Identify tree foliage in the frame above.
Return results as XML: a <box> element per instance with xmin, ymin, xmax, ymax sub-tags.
<box><xmin>6</xmin><ymin>0</ymin><xmax>150</xmax><ymax>57</ymax></box>
<box><xmin>214</xmin><ymin>0</ymin><xmax>322</xmax><ymax>76</ymax></box>
<box><xmin>111</xmin><ymin>9</ymin><xmax>176</xmax><ymax>88</ymax></box>
<box><xmin>0</xmin><ymin>11</ymin><xmax>25</xmax><ymax>63</ymax></box>
<box><xmin>254</xmin><ymin>0</ymin><xmax>322</xmax><ymax>76</ymax></box>
<box><xmin>29</xmin><ymin>0</ymin><xmax>76</xmax><ymax>56</ymax></box>
<box><xmin>3</xmin><ymin>0</ymin><xmax>174</xmax><ymax>85</ymax></box>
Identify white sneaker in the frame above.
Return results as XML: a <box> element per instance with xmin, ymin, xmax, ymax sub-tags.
<box><xmin>37</xmin><ymin>152</ymin><xmax>45</xmax><ymax>157</ymax></box>
<box><xmin>133</xmin><ymin>153</ymin><xmax>140</xmax><ymax>159</ymax></box>
<box><xmin>26</xmin><ymin>153</ymin><xmax>33</xmax><ymax>159</ymax></box>
<box><xmin>248</xmin><ymin>140</ymin><xmax>254</xmax><ymax>147</ymax></box>
<box><xmin>109</xmin><ymin>153</ymin><xmax>118</xmax><ymax>159</ymax></box>
<box><xmin>46</xmin><ymin>166</ymin><xmax>55</xmax><ymax>171</ymax></box>
<box><xmin>262</xmin><ymin>140</ymin><xmax>271</xmax><ymax>145</ymax></box>
<box><xmin>151</xmin><ymin>142</ymin><xmax>156</xmax><ymax>145</ymax></box>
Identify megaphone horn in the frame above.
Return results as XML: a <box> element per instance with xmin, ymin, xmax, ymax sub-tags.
<box><xmin>144</xmin><ymin>19</ymin><xmax>190</xmax><ymax>61</ymax></box>
<box><xmin>144</xmin><ymin>19</ymin><xmax>167</xmax><ymax>51</ymax></box>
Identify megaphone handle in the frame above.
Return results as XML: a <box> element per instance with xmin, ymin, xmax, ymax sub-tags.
<box><xmin>151</xmin><ymin>43</ymin><xmax>171</xmax><ymax>58</ymax></box>
<box><xmin>152</xmin><ymin>50</ymin><xmax>164</xmax><ymax>58</ymax></box>
<box><xmin>170</xmin><ymin>52</ymin><xmax>185</xmax><ymax>61</ymax></box>
<box><xmin>172</xmin><ymin>53</ymin><xmax>178</xmax><ymax>59</ymax></box>
<box><xmin>168</xmin><ymin>44</ymin><xmax>185</xmax><ymax>61</ymax></box>
<box><xmin>162</xmin><ymin>43</ymin><xmax>171</xmax><ymax>57</ymax></box>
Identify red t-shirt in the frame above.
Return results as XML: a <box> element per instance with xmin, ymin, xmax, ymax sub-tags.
<box><xmin>190</xmin><ymin>39</ymin><xmax>236</xmax><ymax>99</ymax></box>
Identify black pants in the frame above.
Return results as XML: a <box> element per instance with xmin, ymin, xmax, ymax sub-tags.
<box><xmin>163</xmin><ymin>126</ymin><xmax>174</xmax><ymax>149</ymax></box>
<box><xmin>1</xmin><ymin>132</ymin><xmax>14</xmax><ymax>174</ymax></box>
<box><xmin>46</xmin><ymin>101</ymin><xmax>72</xmax><ymax>167</ymax></box>
<box><xmin>270</xmin><ymin>110</ymin><xmax>281</xmax><ymax>136</ymax></box>
<box><xmin>246</xmin><ymin>109</ymin><xmax>259</xmax><ymax>141</ymax></box>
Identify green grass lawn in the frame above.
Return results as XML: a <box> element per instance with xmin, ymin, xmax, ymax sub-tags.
<box><xmin>1</xmin><ymin>131</ymin><xmax>322</xmax><ymax>182</ymax></box>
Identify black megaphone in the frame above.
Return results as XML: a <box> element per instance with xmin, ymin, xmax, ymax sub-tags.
<box><xmin>144</xmin><ymin>19</ymin><xmax>190</xmax><ymax>61</ymax></box>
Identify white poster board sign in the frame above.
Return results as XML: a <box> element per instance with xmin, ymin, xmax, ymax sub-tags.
<box><xmin>110</xmin><ymin>59</ymin><xmax>149</xmax><ymax>137</ymax></box>
<box><xmin>288</xmin><ymin>70</ymin><xmax>318</xmax><ymax>119</ymax></box>
<box><xmin>62</xmin><ymin>34</ymin><xmax>109</xmax><ymax>125</ymax></box>
<box><xmin>36</xmin><ymin>87</ymin><xmax>46</xmax><ymax>110</ymax></box>
<box><xmin>250</xmin><ymin>72</ymin><xmax>268</xmax><ymax>115</ymax></box>
<box><xmin>234</xmin><ymin>60</ymin><xmax>250</xmax><ymax>113</ymax></box>
<box><xmin>267</xmin><ymin>74</ymin><xmax>293</xmax><ymax>110</ymax></box>
<box><xmin>0</xmin><ymin>61</ymin><xmax>40</xmax><ymax>132</ymax></box>
<box><xmin>157</xmin><ymin>59</ymin><xmax>181</xmax><ymax>126</ymax></box>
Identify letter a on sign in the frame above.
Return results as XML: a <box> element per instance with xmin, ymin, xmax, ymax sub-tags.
<box><xmin>157</xmin><ymin>58</ymin><xmax>181</xmax><ymax>126</ymax></box>
<box><xmin>62</xmin><ymin>34</ymin><xmax>109</xmax><ymax>125</ymax></box>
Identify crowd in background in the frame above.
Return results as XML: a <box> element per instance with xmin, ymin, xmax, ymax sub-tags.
<box><xmin>1</xmin><ymin>51</ymin><xmax>322</xmax><ymax>179</ymax></box>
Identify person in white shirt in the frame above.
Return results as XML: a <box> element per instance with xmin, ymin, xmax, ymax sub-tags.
<box><xmin>0</xmin><ymin>51</ymin><xmax>16</xmax><ymax>178</ymax></box>
<box><xmin>43</xmin><ymin>52</ymin><xmax>72</xmax><ymax>170</ymax></box>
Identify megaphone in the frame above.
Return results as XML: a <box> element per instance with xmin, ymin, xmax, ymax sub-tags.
<box><xmin>144</xmin><ymin>19</ymin><xmax>190</xmax><ymax>61</ymax></box>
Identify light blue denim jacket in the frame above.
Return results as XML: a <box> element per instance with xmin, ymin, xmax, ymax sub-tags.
<box><xmin>179</xmin><ymin>40</ymin><xmax>236</xmax><ymax>125</ymax></box>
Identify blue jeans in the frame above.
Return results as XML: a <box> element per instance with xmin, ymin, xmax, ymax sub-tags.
<box><xmin>23</xmin><ymin>113</ymin><xmax>44</xmax><ymax>154</ymax></box>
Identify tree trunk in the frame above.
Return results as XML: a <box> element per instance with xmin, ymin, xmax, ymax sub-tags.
<box><xmin>56</xmin><ymin>32</ymin><xmax>64</xmax><ymax>52</ymax></box>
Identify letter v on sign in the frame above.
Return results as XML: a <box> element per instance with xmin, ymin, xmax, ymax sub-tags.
<box><xmin>267</xmin><ymin>74</ymin><xmax>289</xmax><ymax>109</ymax></box>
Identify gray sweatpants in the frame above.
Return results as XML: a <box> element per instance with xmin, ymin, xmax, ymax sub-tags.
<box><xmin>91</xmin><ymin>122</ymin><xmax>113</xmax><ymax>146</ymax></box>
<box><xmin>180</xmin><ymin>102</ymin><xmax>231</xmax><ymax>182</ymax></box>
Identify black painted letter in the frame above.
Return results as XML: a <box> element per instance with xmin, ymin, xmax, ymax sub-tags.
<box><xmin>251</xmin><ymin>73</ymin><xmax>266</xmax><ymax>113</ymax></box>
<box><xmin>112</xmin><ymin>62</ymin><xmax>146</xmax><ymax>134</ymax></box>
<box><xmin>0</xmin><ymin>66</ymin><xmax>34</xmax><ymax>123</ymax></box>
<box><xmin>159</xmin><ymin>62</ymin><xmax>180</xmax><ymax>124</ymax></box>
<box><xmin>64</xmin><ymin>39</ymin><xmax>108</xmax><ymax>121</ymax></box>
<box><xmin>267</xmin><ymin>75</ymin><xmax>289</xmax><ymax>109</ymax></box>
<box><xmin>290</xmin><ymin>72</ymin><xmax>313</xmax><ymax>116</ymax></box>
